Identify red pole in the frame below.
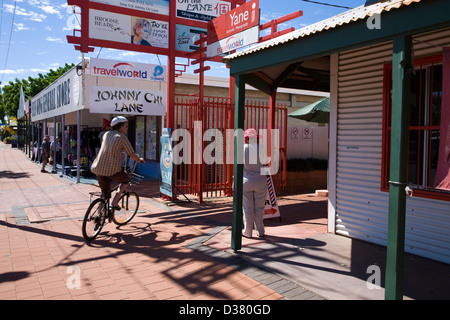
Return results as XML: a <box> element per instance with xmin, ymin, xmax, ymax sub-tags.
<box><xmin>166</xmin><ymin>0</ymin><xmax>176</xmax><ymax>130</ymax></box>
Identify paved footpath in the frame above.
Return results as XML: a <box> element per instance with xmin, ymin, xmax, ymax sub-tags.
<box><xmin>0</xmin><ymin>142</ymin><xmax>323</xmax><ymax>301</ymax></box>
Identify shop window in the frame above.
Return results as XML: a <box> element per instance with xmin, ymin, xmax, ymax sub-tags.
<box><xmin>135</xmin><ymin>115</ymin><xmax>160</xmax><ymax>161</ymax></box>
<box><xmin>382</xmin><ymin>53</ymin><xmax>450</xmax><ymax>201</ymax></box>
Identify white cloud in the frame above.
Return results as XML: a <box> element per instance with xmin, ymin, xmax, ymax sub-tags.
<box><xmin>0</xmin><ymin>69</ymin><xmax>26</xmax><ymax>75</ymax></box>
<box><xmin>46</xmin><ymin>36</ymin><xmax>63</xmax><ymax>43</ymax></box>
<box><xmin>30</xmin><ymin>68</ymin><xmax>50</xmax><ymax>73</ymax></box>
<box><xmin>4</xmin><ymin>4</ymin><xmax>47</xmax><ymax>22</ymax></box>
<box><xmin>14</xmin><ymin>23</ymin><xmax>30</xmax><ymax>31</ymax></box>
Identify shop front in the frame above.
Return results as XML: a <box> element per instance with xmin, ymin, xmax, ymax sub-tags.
<box><xmin>31</xmin><ymin>58</ymin><xmax>167</xmax><ymax>181</ymax></box>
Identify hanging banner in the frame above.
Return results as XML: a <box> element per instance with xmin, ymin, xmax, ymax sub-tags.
<box><xmin>264</xmin><ymin>175</ymin><xmax>280</xmax><ymax>220</ymax></box>
<box><xmin>89</xmin><ymin>86</ymin><xmax>166</xmax><ymax>116</ymax></box>
<box><xmin>160</xmin><ymin>128</ymin><xmax>173</xmax><ymax>197</ymax></box>
<box><xmin>434</xmin><ymin>47</ymin><xmax>450</xmax><ymax>191</ymax></box>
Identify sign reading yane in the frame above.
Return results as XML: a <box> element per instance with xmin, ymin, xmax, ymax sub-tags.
<box><xmin>207</xmin><ymin>0</ymin><xmax>259</xmax><ymax>44</ymax></box>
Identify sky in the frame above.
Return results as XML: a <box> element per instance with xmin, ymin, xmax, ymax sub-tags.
<box><xmin>0</xmin><ymin>0</ymin><xmax>367</xmax><ymax>88</ymax></box>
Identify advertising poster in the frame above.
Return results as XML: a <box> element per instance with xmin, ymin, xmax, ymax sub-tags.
<box><xmin>175</xmin><ymin>25</ymin><xmax>207</xmax><ymax>52</ymax></box>
<box><xmin>160</xmin><ymin>128</ymin><xmax>173</xmax><ymax>197</ymax></box>
<box><xmin>89</xmin><ymin>9</ymin><xmax>169</xmax><ymax>48</ymax></box>
<box><xmin>90</xmin><ymin>58</ymin><xmax>167</xmax><ymax>82</ymax></box>
<box><xmin>176</xmin><ymin>0</ymin><xmax>231</xmax><ymax>22</ymax></box>
<box><xmin>89</xmin><ymin>86</ymin><xmax>167</xmax><ymax>116</ymax></box>
<box><xmin>208</xmin><ymin>0</ymin><xmax>259</xmax><ymax>43</ymax></box>
<box><xmin>90</xmin><ymin>0</ymin><xmax>229</xmax><ymax>22</ymax></box>
<box><xmin>206</xmin><ymin>26</ymin><xmax>259</xmax><ymax>57</ymax></box>
<box><xmin>264</xmin><ymin>175</ymin><xmax>281</xmax><ymax>220</ymax></box>
<box><xmin>90</xmin><ymin>0</ymin><xmax>170</xmax><ymax>15</ymax></box>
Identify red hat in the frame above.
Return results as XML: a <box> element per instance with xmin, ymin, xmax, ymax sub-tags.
<box><xmin>244</xmin><ymin>128</ymin><xmax>258</xmax><ymax>138</ymax></box>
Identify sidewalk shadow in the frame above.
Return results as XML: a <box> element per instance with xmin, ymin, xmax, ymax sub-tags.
<box><xmin>0</xmin><ymin>271</ymin><xmax>29</xmax><ymax>283</ymax></box>
<box><xmin>0</xmin><ymin>170</ymin><xmax>30</xmax><ymax>179</ymax></box>
<box><xmin>0</xmin><ymin>218</ymin><xmax>248</xmax><ymax>300</ymax></box>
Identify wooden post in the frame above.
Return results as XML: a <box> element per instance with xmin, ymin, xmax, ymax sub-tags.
<box><xmin>385</xmin><ymin>35</ymin><xmax>412</xmax><ymax>300</ymax></box>
<box><xmin>231</xmin><ymin>74</ymin><xmax>245</xmax><ymax>252</ymax></box>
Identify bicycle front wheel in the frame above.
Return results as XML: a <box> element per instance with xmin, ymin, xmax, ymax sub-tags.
<box><xmin>82</xmin><ymin>198</ymin><xmax>107</xmax><ymax>241</ymax></box>
<box><xmin>113</xmin><ymin>191</ymin><xmax>139</xmax><ymax>226</ymax></box>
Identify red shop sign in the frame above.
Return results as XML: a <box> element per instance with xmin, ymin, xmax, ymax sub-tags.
<box><xmin>207</xmin><ymin>0</ymin><xmax>259</xmax><ymax>44</ymax></box>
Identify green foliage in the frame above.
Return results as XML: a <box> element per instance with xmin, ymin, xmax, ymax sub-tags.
<box><xmin>0</xmin><ymin>63</ymin><xmax>75</xmax><ymax>119</ymax></box>
<box><xmin>3</xmin><ymin>136</ymin><xmax>17</xmax><ymax>144</ymax></box>
<box><xmin>286</xmin><ymin>158</ymin><xmax>328</xmax><ymax>172</ymax></box>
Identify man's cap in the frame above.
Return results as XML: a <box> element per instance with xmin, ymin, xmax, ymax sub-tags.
<box><xmin>111</xmin><ymin>116</ymin><xmax>128</xmax><ymax>127</ymax></box>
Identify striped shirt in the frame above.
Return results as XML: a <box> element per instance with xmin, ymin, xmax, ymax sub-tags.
<box><xmin>91</xmin><ymin>130</ymin><xmax>135</xmax><ymax>177</ymax></box>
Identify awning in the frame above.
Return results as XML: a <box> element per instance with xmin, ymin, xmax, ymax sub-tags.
<box><xmin>288</xmin><ymin>97</ymin><xmax>329</xmax><ymax>123</ymax></box>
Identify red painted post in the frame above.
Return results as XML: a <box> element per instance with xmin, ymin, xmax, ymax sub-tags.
<box><xmin>166</xmin><ymin>0</ymin><xmax>176</xmax><ymax>131</ymax></box>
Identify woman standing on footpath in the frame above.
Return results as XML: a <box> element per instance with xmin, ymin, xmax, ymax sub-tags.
<box><xmin>242</xmin><ymin>128</ymin><xmax>267</xmax><ymax>238</ymax></box>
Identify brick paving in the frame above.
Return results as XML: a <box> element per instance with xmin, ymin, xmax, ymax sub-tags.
<box><xmin>0</xmin><ymin>142</ymin><xmax>325</xmax><ymax>300</ymax></box>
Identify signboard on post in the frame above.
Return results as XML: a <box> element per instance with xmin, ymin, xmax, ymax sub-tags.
<box><xmin>160</xmin><ymin>128</ymin><xmax>173</xmax><ymax>197</ymax></box>
<box><xmin>90</xmin><ymin>0</ymin><xmax>170</xmax><ymax>15</ymax></box>
<box><xmin>206</xmin><ymin>26</ymin><xmax>259</xmax><ymax>57</ymax></box>
<box><xmin>90</xmin><ymin>58</ymin><xmax>167</xmax><ymax>81</ymax></box>
<box><xmin>207</xmin><ymin>0</ymin><xmax>259</xmax><ymax>43</ymax></box>
<box><xmin>175</xmin><ymin>25</ymin><xmax>208</xmax><ymax>52</ymax></box>
<box><xmin>89</xmin><ymin>9</ymin><xmax>169</xmax><ymax>48</ymax></box>
<box><xmin>176</xmin><ymin>0</ymin><xmax>231</xmax><ymax>22</ymax></box>
<box><xmin>89</xmin><ymin>86</ymin><xmax>166</xmax><ymax>116</ymax></box>
<box><xmin>89</xmin><ymin>0</ymin><xmax>231</xmax><ymax>22</ymax></box>
<box><xmin>206</xmin><ymin>0</ymin><xmax>260</xmax><ymax>57</ymax></box>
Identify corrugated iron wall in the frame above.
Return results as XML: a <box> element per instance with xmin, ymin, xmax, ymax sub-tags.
<box><xmin>335</xmin><ymin>28</ymin><xmax>450</xmax><ymax>263</ymax></box>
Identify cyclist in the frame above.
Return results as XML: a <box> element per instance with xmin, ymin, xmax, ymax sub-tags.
<box><xmin>91</xmin><ymin>116</ymin><xmax>145</xmax><ymax>210</ymax></box>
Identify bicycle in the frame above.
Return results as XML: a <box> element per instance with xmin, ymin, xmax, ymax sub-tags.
<box><xmin>82</xmin><ymin>160</ymin><xmax>144</xmax><ymax>241</ymax></box>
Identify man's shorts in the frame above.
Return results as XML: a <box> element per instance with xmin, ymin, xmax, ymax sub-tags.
<box><xmin>97</xmin><ymin>170</ymin><xmax>131</xmax><ymax>198</ymax></box>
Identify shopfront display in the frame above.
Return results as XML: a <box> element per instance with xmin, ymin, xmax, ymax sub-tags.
<box><xmin>30</xmin><ymin>58</ymin><xmax>167</xmax><ymax>181</ymax></box>
<box><xmin>135</xmin><ymin>115</ymin><xmax>160</xmax><ymax>161</ymax></box>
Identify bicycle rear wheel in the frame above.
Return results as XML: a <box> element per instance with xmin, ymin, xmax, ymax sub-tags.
<box><xmin>82</xmin><ymin>198</ymin><xmax>107</xmax><ymax>241</ymax></box>
<box><xmin>113</xmin><ymin>191</ymin><xmax>139</xmax><ymax>226</ymax></box>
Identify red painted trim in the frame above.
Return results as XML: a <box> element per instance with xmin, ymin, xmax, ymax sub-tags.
<box><xmin>381</xmin><ymin>53</ymin><xmax>449</xmax><ymax>201</ymax></box>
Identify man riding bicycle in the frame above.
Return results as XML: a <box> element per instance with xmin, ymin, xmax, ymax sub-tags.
<box><xmin>91</xmin><ymin>116</ymin><xmax>145</xmax><ymax>210</ymax></box>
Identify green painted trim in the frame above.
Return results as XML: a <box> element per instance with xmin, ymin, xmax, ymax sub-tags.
<box><xmin>231</xmin><ymin>75</ymin><xmax>246</xmax><ymax>252</ymax></box>
<box><xmin>228</xmin><ymin>0</ymin><xmax>450</xmax><ymax>77</ymax></box>
<box><xmin>385</xmin><ymin>35</ymin><xmax>412</xmax><ymax>301</ymax></box>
